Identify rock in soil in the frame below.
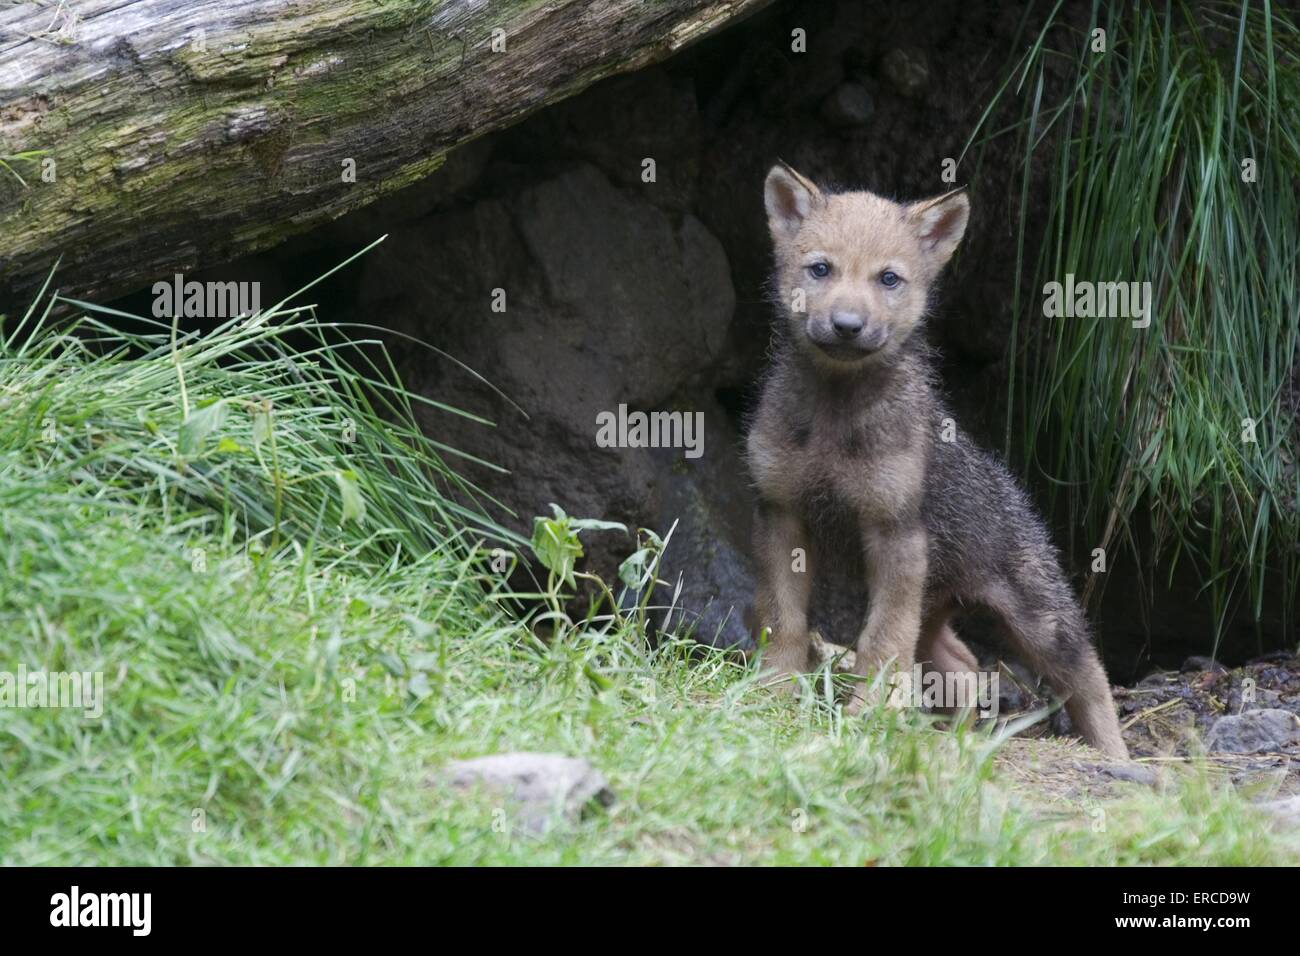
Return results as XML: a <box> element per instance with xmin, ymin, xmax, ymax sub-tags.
<box><xmin>1181</xmin><ymin>655</ymin><xmax>1227</xmax><ymax>674</ymax></box>
<box><xmin>1206</xmin><ymin>709</ymin><xmax>1300</xmax><ymax>754</ymax></box>
<box><xmin>820</xmin><ymin>82</ymin><xmax>874</xmax><ymax>128</ymax></box>
<box><xmin>438</xmin><ymin>752</ymin><xmax>615</xmax><ymax>834</ymax></box>
<box><xmin>1071</xmin><ymin>761</ymin><xmax>1159</xmax><ymax>786</ymax></box>
<box><xmin>1103</xmin><ymin>653</ymin><xmax>1300</xmax><ymax>795</ymax></box>
<box><xmin>1256</xmin><ymin>795</ymin><xmax>1300</xmax><ymax>825</ymax></box>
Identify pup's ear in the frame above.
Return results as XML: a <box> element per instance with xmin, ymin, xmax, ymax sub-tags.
<box><xmin>765</xmin><ymin>162</ymin><xmax>823</xmax><ymax>240</ymax></box>
<box><xmin>907</xmin><ymin>187</ymin><xmax>970</xmax><ymax>265</ymax></box>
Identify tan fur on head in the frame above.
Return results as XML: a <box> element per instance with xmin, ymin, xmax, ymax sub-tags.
<box><xmin>764</xmin><ymin>163</ymin><xmax>969</xmax><ymax>371</ymax></box>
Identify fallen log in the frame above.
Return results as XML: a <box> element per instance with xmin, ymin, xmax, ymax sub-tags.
<box><xmin>0</xmin><ymin>0</ymin><xmax>772</xmax><ymax>305</ymax></box>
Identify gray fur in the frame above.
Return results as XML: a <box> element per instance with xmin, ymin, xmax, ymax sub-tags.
<box><xmin>746</xmin><ymin>168</ymin><xmax>1128</xmax><ymax>759</ymax></box>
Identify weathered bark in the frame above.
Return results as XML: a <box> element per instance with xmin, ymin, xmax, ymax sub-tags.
<box><xmin>0</xmin><ymin>0</ymin><xmax>771</xmax><ymax>305</ymax></box>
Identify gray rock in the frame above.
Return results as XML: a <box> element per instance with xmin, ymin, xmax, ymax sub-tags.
<box><xmin>360</xmin><ymin>161</ymin><xmax>732</xmax><ymax>457</ymax></box>
<box><xmin>880</xmin><ymin>48</ymin><xmax>930</xmax><ymax>98</ymax></box>
<box><xmin>820</xmin><ymin>82</ymin><xmax>874</xmax><ymax>128</ymax></box>
<box><xmin>1228</xmin><ymin>685</ymin><xmax>1283</xmax><ymax>712</ymax></box>
<box><xmin>510</xmin><ymin>165</ymin><xmax>734</xmax><ymax>420</ymax></box>
<box><xmin>1256</xmin><ymin>795</ymin><xmax>1300</xmax><ymax>825</ymax></box>
<box><xmin>440</xmin><ymin>752</ymin><xmax>614</xmax><ymax>833</ymax></box>
<box><xmin>642</xmin><ymin>403</ymin><xmax>756</xmax><ymax>650</ymax></box>
<box><xmin>1072</xmin><ymin>761</ymin><xmax>1159</xmax><ymax>786</ymax></box>
<box><xmin>1181</xmin><ymin>655</ymin><xmax>1227</xmax><ymax>674</ymax></box>
<box><xmin>1205</xmin><ymin>708</ymin><xmax>1300</xmax><ymax>753</ymax></box>
<box><xmin>1137</xmin><ymin>670</ymin><xmax>1176</xmax><ymax>688</ymax></box>
<box><xmin>355</xmin><ymin>162</ymin><xmax>742</xmax><ymax>633</ymax></box>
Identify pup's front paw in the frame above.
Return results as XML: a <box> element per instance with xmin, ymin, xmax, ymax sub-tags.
<box><xmin>759</xmin><ymin>670</ymin><xmax>801</xmax><ymax>699</ymax></box>
<box><xmin>845</xmin><ymin>675</ymin><xmax>908</xmax><ymax>715</ymax></box>
<box><xmin>755</xmin><ymin>636</ymin><xmax>811</xmax><ymax>685</ymax></box>
<box><xmin>844</xmin><ymin>683</ymin><xmax>873</xmax><ymax>716</ymax></box>
<box><xmin>757</xmin><ymin>655</ymin><xmax>804</xmax><ymax>695</ymax></box>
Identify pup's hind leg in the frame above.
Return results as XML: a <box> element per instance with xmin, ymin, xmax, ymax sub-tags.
<box><xmin>916</xmin><ymin>612</ymin><xmax>982</xmax><ymax>720</ymax></box>
<box><xmin>918</xmin><ymin>616</ymin><xmax>979</xmax><ymax>678</ymax></box>
<box><xmin>752</xmin><ymin>502</ymin><xmax>814</xmax><ymax>682</ymax></box>
<box><xmin>1056</xmin><ymin>650</ymin><xmax>1129</xmax><ymax>760</ymax></box>
<box><xmin>987</xmin><ymin>589</ymin><xmax>1128</xmax><ymax>760</ymax></box>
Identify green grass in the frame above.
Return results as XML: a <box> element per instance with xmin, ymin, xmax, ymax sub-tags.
<box><xmin>966</xmin><ymin>0</ymin><xmax>1300</xmax><ymax>646</ymax></box>
<box><xmin>1</xmin><ymin>272</ymin><xmax>1294</xmax><ymax>865</ymax></box>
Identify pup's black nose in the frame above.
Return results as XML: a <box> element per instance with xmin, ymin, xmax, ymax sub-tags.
<box><xmin>831</xmin><ymin>311</ymin><xmax>864</xmax><ymax>339</ymax></box>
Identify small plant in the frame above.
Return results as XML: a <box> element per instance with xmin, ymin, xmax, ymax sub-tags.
<box><xmin>523</xmin><ymin>502</ymin><xmax>679</xmax><ymax>650</ymax></box>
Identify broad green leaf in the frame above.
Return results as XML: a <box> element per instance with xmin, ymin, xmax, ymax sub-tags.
<box><xmin>406</xmin><ymin>651</ymin><xmax>441</xmax><ymax>672</ymax></box>
<box><xmin>250</xmin><ymin>405</ymin><xmax>273</xmax><ymax>451</ymax></box>
<box><xmin>530</xmin><ymin>503</ymin><xmax>628</xmax><ymax>587</ymax></box>
<box><xmin>569</xmin><ymin>518</ymin><xmax>628</xmax><ymax>533</ymax></box>
<box><xmin>179</xmin><ymin>398</ymin><xmax>227</xmax><ymax>456</ymax></box>
<box><xmin>531</xmin><ymin>512</ymin><xmax>583</xmax><ymax>588</ymax></box>
<box><xmin>407</xmin><ymin>672</ymin><xmax>433</xmax><ymax>700</ymax></box>
<box><xmin>618</xmin><ymin>547</ymin><xmax>652</xmax><ymax>588</ymax></box>
<box><xmin>334</xmin><ymin>469</ymin><xmax>366</xmax><ymax>524</ymax></box>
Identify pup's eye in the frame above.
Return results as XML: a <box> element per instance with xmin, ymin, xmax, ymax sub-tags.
<box><xmin>808</xmin><ymin>262</ymin><xmax>831</xmax><ymax>279</ymax></box>
<box><xmin>880</xmin><ymin>270</ymin><xmax>902</xmax><ymax>288</ymax></box>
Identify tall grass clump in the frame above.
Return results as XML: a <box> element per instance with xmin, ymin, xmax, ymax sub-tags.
<box><xmin>968</xmin><ymin>0</ymin><xmax>1300</xmax><ymax>647</ymax></box>
<box><xmin>1</xmin><ymin>257</ymin><xmax>519</xmax><ymax>571</ymax></box>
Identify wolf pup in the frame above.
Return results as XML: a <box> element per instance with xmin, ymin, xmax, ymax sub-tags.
<box><xmin>746</xmin><ymin>162</ymin><xmax>1128</xmax><ymax>760</ymax></box>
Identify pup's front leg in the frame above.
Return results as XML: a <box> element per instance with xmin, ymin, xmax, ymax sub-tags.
<box><xmin>846</xmin><ymin>520</ymin><xmax>927</xmax><ymax>714</ymax></box>
<box><xmin>752</xmin><ymin>502</ymin><xmax>814</xmax><ymax>685</ymax></box>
